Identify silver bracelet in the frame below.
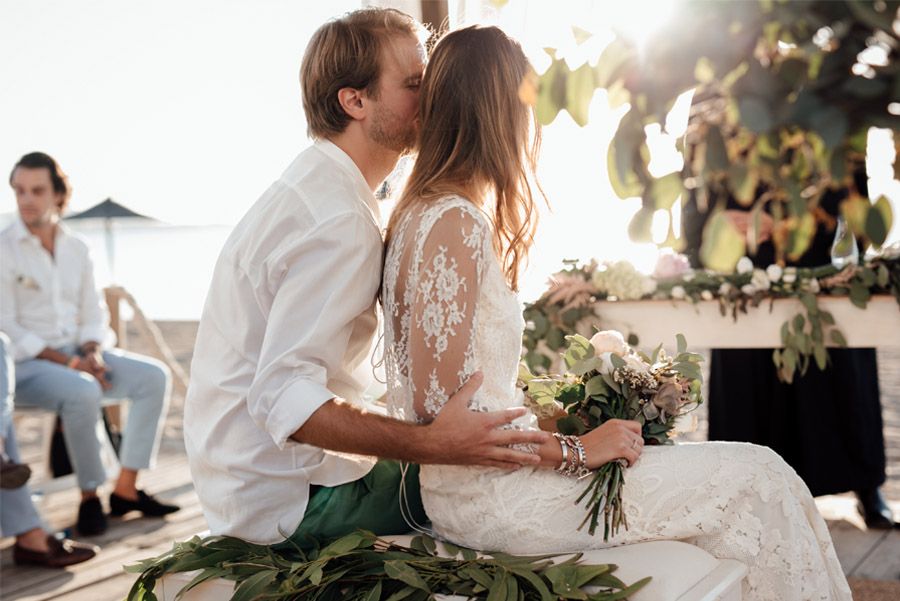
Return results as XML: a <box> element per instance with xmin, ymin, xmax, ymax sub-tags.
<box><xmin>568</xmin><ymin>435</ymin><xmax>592</xmax><ymax>479</ymax></box>
<box><xmin>562</xmin><ymin>435</ymin><xmax>580</xmax><ymax>476</ymax></box>
<box><xmin>553</xmin><ymin>432</ymin><xmax>569</xmax><ymax>473</ymax></box>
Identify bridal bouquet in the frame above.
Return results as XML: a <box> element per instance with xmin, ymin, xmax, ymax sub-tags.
<box><xmin>519</xmin><ymin>330</ymin><xmax>703</xmax><ymax>541</ymax></box>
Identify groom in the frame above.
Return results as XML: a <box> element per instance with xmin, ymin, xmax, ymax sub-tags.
<box><xmin>185</xmin><ymin>8</ymin><xmax>548</xmax><ymax>548</ymax></box>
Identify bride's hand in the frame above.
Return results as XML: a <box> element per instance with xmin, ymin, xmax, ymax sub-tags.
<box><xmin>423</xmin><ymin>372</ymin><xmax>551</xmax><ymax>470</ymax></box>
<box><xmin>579</xmin><ymin>419</ymin><xmax>644</xmax><ymax>468</ymax></box>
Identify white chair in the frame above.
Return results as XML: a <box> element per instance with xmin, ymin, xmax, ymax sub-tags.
<box><xmin>158</xmin><ymin>536</ymin><xmax>747</xmax><ymax>601</ymax></box>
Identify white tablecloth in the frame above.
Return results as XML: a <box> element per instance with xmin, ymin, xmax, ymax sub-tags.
<box><xmin>594</xmin><ymin>295</ymin><xmax>900</xmax><ymax>349</ymax></box>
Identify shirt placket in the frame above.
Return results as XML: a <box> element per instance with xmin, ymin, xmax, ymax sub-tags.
<box><xmin>36</xmin><ymin>240</ymin><xmax>65</xmax><ymax>344</ymax></box>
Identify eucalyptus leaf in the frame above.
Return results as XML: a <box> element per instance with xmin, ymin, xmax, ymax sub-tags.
<box><xmin>700</xmin><ymin>212</ymin><xmax>745</xmax><ymax>273</ymax></box>
<box><xmin>650</xmin><ymin>172</ymin><xmax>684</xmax><ymax>210</ymax></box>
<box><xmin>830</xmin><ymin>329</ymin><xmax>848</xmax><ymax>347</ymax></box>
<box><xmin>737</xmin><ymin>96</ymin><xmax>773</xmax><ymax>133</ymax></box>
<box><xmin>866</xmin><ymin>203</ymin><xmax>888</xmax><ymax>247</ymax></box>
<box><xmin>627</xmin><ymin>206</ymin><xmax>655</xmax><ymax>243</ymax></box>
<box><xmin>384</xmin><ymin>561</ymin><xmax>430</xmax><ymax>592</ymax></box>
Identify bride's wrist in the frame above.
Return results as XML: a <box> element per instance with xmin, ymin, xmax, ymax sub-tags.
<box><xmin>551</xmin><ymin>433</ymin><xmax>591</xmax><ymax>478</ymax></box>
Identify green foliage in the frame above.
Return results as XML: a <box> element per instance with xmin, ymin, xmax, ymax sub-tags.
<box><xmin>534</xmin><ymin>332</ymin><xmax>705</xmax><ymax>539</ymax></box>
<box><xmin>522</xmin><ymin>250</ymin><xmax>900</xmax><ymax>384</ymax></box>
<box><xmin>125</xmin><ymin>531</ymin><xmax>648</xmax><ymax>601</ymax></box>
<box><xmin>534</xmin><ymin>0</ymin><xmax>900</xmax><ymax>272</ymax></box>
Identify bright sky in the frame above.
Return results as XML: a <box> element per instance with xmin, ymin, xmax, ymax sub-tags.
<box><xmin>1</xmin><ymin>0</ymin><xmax>896</xmax><ymax>282</ymax></box>
<box><xmin>0</xmin><ymin>0</ymin><xmax>357</xmax><ymax>225</ymax></box>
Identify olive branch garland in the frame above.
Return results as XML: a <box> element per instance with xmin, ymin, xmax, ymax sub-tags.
<box><xmin>522</xmin><ymin>254</ymin><xmax>899</xmax><ymax>384</ymax></box>
<box><xmin>124</xmin><ymin>530</ymin><xmax>651</xmax><ymax>601</ymax></box>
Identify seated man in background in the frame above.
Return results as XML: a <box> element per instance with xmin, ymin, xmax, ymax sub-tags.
<box><xmin>1</xmin><ymin>332</ymin><xmax>97</xmax><ymax>567</ymax></box>
<box><xmin>0</xmin><ymin>152</ymin><xmax>179</xmax><ymax>537</ymax></box>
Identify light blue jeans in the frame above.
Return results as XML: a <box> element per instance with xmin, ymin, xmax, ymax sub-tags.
<box><xmin>0</xmin><ymin>332</ymin><xmax>43</xmax><ymax>537</ymax></box>
<box><xmin>14</xmin><ymin>345</ymin><xmax>171</xmax><ymax>491</ymax></box>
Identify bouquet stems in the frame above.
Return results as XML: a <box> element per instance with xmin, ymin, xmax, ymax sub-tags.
<box><xmin>576</xmin><ymin>459</ymin><xmax>628</xmax><ymax>541</ymax></box>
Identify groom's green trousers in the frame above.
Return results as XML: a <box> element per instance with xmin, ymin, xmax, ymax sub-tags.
<box><xmin>278</xmin><ymin>460</ymin><xmax>428</xmax><ymax>551</ymax></box>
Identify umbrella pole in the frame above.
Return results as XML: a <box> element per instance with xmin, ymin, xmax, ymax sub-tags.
<box><xmin>104</xmin><ymin>217</ymin><xmax>115</xmax><ymax>281</ymax></box>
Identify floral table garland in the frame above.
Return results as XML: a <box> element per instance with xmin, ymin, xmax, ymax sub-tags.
<box><xmin>522</xmin><ymin>244</ymin><xmax>900</xmax><ymax>383</ymax></box>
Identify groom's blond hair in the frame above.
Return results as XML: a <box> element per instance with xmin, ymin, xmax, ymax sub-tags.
<box><xmin>301</xmin><ymin>8</ymin><xmax>421</xmax><ymax>139</ymax></box>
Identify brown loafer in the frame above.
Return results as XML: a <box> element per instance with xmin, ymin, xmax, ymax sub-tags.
<box><xmin>0</xmin><ymin>455</ymin><xmax>32</xmax><ymax>489</ymax></box>
<box><xmin>13</xmin><ymin>535</ymin><xmax>98</xmax><ymax>568</ymax></box>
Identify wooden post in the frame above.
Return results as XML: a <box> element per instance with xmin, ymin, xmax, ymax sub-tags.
<box><xmin>103</xmin><ymin>287</ymin><xmax>125</xmax><ymax>433</ymax></box>
<box><xmin>104</xmin><ymin>286</ymin><xmax>126</xmax><ymax>349</ymax></box>
<box><xmin>420</xmin><ymin>0</ymin><xmax>448</xmax><ymax>35</ymax></box>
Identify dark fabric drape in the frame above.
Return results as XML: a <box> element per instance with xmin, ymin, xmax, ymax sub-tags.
<box><xmin>682</xmin><ymin>174</ymin><xmax>886</xmax><ymax>496</ymax></box>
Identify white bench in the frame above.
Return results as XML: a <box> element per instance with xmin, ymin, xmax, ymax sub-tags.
<box><xmin>158</xmin><ymin>536</ymin><xmax>747</xmax><ymax>601</ymax></box>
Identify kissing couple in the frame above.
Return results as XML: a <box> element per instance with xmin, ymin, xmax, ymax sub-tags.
<box><xmin>185</xmin><ymin>8</ymin><xmax>851</xmax><ymax>601</ymax></box>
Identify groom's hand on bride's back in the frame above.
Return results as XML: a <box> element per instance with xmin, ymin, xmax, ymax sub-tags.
<box><xmin>423</xmin><ymin>371</ymin><xmax>550</xmax><ymax>470</ymax></box>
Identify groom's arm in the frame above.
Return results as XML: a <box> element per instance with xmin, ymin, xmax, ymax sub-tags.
<box><xmin>246</xmin><ymin>212</ymin><xmax>547</xmax><ymax>469</ymax></box>
<box><xmin>292</xmin><ymin>372</ymin><xmax>549</xmax><ymax>469</ymax></box>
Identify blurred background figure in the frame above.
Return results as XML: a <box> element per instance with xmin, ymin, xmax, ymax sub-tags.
<box><xmin>1</xmin><ymin>152</ymin><xmax>179</xmax><ymax>537</ymax></box>
<box><xmin>1</xmin><ymin>332</ymin><xmax>98</xmax><ymax>568</ymax></box>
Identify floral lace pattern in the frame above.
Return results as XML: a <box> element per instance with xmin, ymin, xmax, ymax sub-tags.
<box><xmin>381</xmin><ymin>195</ymin><xmax>850</xmax><ymax>601</ymax></box>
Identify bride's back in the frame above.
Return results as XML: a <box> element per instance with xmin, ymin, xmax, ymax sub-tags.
<box><xmin>381</xmin><ymin>26</ymin><xmax>543</xmax><ymax>424</ymax></box>
<box><xmin>382</xmin><ymin>195</ymin><xmax>526</xmax><ymax>424</ymax></box>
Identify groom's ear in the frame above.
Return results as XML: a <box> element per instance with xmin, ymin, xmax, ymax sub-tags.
<box><xmin>337</xmin><ymin>87</ymin><xmax>367</xmax><ymax>122</ymax></box>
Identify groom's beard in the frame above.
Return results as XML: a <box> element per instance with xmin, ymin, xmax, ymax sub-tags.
<box><xmin>370</xmin><ymin>106</ymin><xmax>417</xmax><ymax>155</ymax></box>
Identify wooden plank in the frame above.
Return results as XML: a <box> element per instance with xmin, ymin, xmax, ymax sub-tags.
<box><xmin>851</xmin><ymin>529</ymin><xmax>900</xmax><ymax>581</ymax></box>
<box><xmin>1</xmin><ymin>513</ymin><xmax>209</xmax><ymax>601</ymax></box>
<box><xmin>825</xmin><ymin>520</ymin><xmax>888</xmax><ymax>576</ymax></box>
<box><xmin>48</xmin><ymin>573</ymin><xmax>137</xmax><ymax>601</ymax></box>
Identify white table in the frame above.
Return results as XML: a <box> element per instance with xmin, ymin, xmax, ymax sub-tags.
<box><xmin>594</xmin><ymin>295</ymin><xmax>900</xmax><ymax>349</ymax></box>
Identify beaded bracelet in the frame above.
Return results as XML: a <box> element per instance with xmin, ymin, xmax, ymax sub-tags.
<box><xmin>567</xmin><ymin>435</ymin><xmax>592</xmax><ymax>479</ymax></box>
<box><xmin>553</xmin><ymin>433</ymin><xmax>591</xmax><ymax>478</ymax></box>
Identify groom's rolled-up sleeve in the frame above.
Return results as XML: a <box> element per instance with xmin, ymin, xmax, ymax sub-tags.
<box><xmin>246</xmin><ymin>212</ymin><xmax>383</xmax><ymax>449</ymax></box>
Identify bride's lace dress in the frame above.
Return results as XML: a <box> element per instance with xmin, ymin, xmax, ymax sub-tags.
<box><xmin>382</xmin><ymin>196</ymin><xmax>851</xmax><ymax>601</ymax></box>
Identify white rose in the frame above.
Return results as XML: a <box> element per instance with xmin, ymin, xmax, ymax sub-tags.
<box><xmin>719</xmin><ymin>282</ymin><xmax>733</xmax><ymax>296</ymax></box>
<box><xmin>736</xmin><ymin>256</ymin><xmax>754</xmax><ymax>274</ymax></box>
<box><xmin>701</xmin><ymin>290</ymin><xmax>714</xmax><ymax>301</ymax></box>
<box><xmin>782</xmin><ymin>267</ymin><xmax>797</xmax><ymax>284</ymax></box>
<box><xmin>807</xmin><ymin>278</ymin><xmax>820</xmax><ymax>294</ymax></box>
<box><xmin>750</xmin><ymin>269</ymin><xmax>770</xmax><ymax>291</ymax></box>
<box><xmin>589</xmin><ymin>330</ymin><xmax>629</xmax><ymax>356</ymax></box>
<box><xmin>741</xmin><ymin>284</ymin><xmax>757</xmax><ymax>295</ymax></box>
<box><xmin>624</xmin><ymin>353</ymin><xmax>650</xmax><ymax>374</ymax></box>
<box><xmin>653</xmin><ymin>250</ymin><xmax>691</xmax><ymax>279</ymax></box>
<box><xmin>597</xmin><ymin>351</ymin><xmax>616</xmax><ymax>374</ymax></box>
<box><xmin>641</xmin><ymin>277</ymin><xmax>658</xmax><ymax>295</ymax></box>
<box><xmin>670</xmin><ymin>285</ymin><xmax>687</xmax><ymax>300</ymax></box>
<box><xmin>683</xmin><ymin>270</ymin><xmax>695</xmax><ymax>282</ymax></box>
<box><xmin>766</xmin><ymin>264</ymin><xmax>783</xmax><ymax>283</ymax></box>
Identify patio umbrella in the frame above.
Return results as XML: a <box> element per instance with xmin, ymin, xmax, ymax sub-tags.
<box><xmin>64</xmin><ymin>198</ymin><xmax>155</xmax><ymax>280</ymax></box>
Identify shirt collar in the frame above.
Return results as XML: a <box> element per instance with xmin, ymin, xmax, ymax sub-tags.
<box><xmin>13</xmin><ymin>216</ymin><xmax>69</xmax><ymax>245</ymax></box>
<box><xmin>314</xmin><ymin>139</ymin><xmax>381</xmax><ymax>227</ymax></box>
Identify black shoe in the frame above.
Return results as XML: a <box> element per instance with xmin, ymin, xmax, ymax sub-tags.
<box><xmin>77</xmin><ymin>497</ymin><xmax>108</xmax><ymax>536</ymax></box>
<box><xmin>1</xmin><ymin>454</ymin><xmax>31</xmax><ymax>489</ymax></box>
<box><xmin>109</xmin><ymin>490</ymin><xmax>180</xmax><ymax>517</ymax></box>
<box><xmin>856</xmin><ymin>487</ymin><xmax>896</xmax><ymax>530</ymax></box>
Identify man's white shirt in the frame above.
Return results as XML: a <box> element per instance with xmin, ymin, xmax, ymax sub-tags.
<box><xmin>0</xmin><ymin>218</ymin><xmax>110</xmax><ymax>361</ymax></box>
<box><xmin>184</xmin><ymin>140</ymin><xmax>383</xmax><ymax>544</ymax></box>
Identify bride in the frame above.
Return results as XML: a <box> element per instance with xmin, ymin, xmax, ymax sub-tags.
<box><xmin>381</xmin><ymin>25</ymin><xmax>852</xmax><ymax>601</ymax></box>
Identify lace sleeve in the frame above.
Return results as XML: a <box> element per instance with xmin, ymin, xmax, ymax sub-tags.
<box><xmin>407</xmin><ymin>204</ymin><xmax>488</xmax><ymax>421</ymax></box>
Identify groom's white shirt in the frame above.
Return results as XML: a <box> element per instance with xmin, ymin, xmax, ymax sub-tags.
<box><xmin>184</xmin><ymin>140</ymin><xmax>382</xmax><ymax>544</ymax></box>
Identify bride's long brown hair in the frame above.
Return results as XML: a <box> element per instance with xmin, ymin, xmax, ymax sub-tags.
<box><xmin>385</xmin><ymin>25</ymin><xmax>543</xmax><ymax>291</ymax></box>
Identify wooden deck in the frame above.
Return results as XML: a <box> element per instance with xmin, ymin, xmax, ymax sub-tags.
<box><xmin>1</xmin><ymin>333</ymin><xmax>899</xmax><ymax>599</ymax></box>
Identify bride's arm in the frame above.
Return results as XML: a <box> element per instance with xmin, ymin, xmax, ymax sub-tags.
<box><xmin>405</xmin><ymin>206</ymin><xmax>642</xmax><ymax>470</ymax></box>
